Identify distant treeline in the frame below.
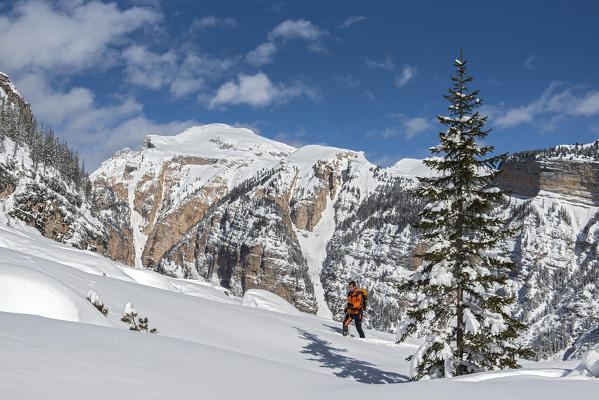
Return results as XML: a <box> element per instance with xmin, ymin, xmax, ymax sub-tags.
<box><xmin>509</xmin><ymin>140</ymin><xmax>599</xmax><ymax>162</ymax></box>
<box><xmin>0</xmin><ymin>96</ymin><xmax>92</xmax><ymax>197</ymax></box>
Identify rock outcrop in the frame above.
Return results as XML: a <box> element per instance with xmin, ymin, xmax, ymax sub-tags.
<box><xmin>497</xmin><ymin>157</ymin><xmax>599</xmax><ymax>204</ymax></box>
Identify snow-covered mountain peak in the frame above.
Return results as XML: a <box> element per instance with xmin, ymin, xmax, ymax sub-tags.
<box><xmin>142</xmin><ymin>123</ymin><xmax>296</xmax><ymax>160</ymax></box>
<box><xmin>387</xmin><ymin>158</ymin><xmax>437</xmax><ymax>178</ymax></box>
<box><xmin>287</xmin><ymin>144</ymin><xmax>366</xmax><ymax>170</ymax></box>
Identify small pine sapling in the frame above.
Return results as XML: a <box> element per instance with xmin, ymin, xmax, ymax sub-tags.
<box><xmin>86</xmin><ymin>289</ymin><xmax>108</xmax><ymax>316</ymax></box>
<box><xmin>121</xmin><ymin>302</ymin><xmax>158</xmax><ymax>334</ymax></box>
<box><xmin>138</xmin><ymin>317</ymin><xmax>158</xmax><ymax>334</ymax></box>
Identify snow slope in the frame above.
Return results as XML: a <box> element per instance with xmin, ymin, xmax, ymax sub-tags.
<box><xmin>295</xmin><ymin>194</ymin><xmax>336</xmax><ymax>319</ymax></box>
<box><xmin>388</xmin><ymin>157</ymin><xmax>437</xmax><ymax>178</ymax></box>
<box><xmin>0</xmin><ymin>223</ymin><xmax>597</xmax><ymax>399</ymax></box>
<box><xmin>146</xmin><ymin>123</ymin><xmax>295</xmax><ymax>159</ymax></box>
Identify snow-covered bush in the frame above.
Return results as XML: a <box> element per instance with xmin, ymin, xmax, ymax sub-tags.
<box><xmin>86</xmin><ymin>289</ymin><xmax>108</xmax><ymax>316</ymax></box>
<box><xmin>583</xmin><ymin>345</ymin><xmax>599</xmax><ymax>377</ymax></box>
<box><xmin>120</xmin><ymin>302</ymin><xmax>158</xmax><ymax>334</ymax></box>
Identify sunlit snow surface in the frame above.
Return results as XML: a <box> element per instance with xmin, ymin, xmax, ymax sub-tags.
<box><xmin>0</xmin><ymin>223</ymin><xmax>597</xmax><ymax>399</ymax></box>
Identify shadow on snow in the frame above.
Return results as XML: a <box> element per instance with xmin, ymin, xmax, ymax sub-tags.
<box><xmin>294</xmin><ymin>327</ymin><xmax>408</xmax><ymax>384</ymax></box>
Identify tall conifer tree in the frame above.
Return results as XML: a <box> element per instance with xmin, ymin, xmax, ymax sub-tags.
<box><xmin>397</xmin><ymin>52</ymin><xmax>533</xmax><ymax>380</ymax></box>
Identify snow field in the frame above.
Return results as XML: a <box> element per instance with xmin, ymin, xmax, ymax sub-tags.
<box><xmin>241</xmin><ymin>288</ymin><xmax>301</xmax><ymax>315</ymax></box>
<box><xmin>0</xmin><ymin>223</ymin><xmax>597</xmax><ymax>399</ymax></box>
<box><xmin>0</xmin><ymin>263</ymin><xmax>110</xmax><ymax>326</ymax></box>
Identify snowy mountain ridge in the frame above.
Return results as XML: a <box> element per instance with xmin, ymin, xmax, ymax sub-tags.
<box><xmin>92</xmin><ymin>123</ymin><xmax>397</xmax><ymax>315</ymax></box>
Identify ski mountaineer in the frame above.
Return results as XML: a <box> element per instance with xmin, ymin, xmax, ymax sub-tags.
<box><xmin>342</xmin><ymin>281</ymin><xmax>365</xmax><ymax>338</ymax></box>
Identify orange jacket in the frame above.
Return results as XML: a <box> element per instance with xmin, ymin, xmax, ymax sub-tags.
<box><xmin>346</xmin><ymin>290</ymin><xmax>364</xmax><ymax>314</ymax></box>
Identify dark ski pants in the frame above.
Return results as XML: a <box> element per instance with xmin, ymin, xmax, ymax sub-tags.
<box><xmin>343</xmin><ymin>311</ymin><xmax>365</xmax><ymax>338</ymax></box>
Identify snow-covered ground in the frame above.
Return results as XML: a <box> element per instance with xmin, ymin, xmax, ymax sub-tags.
<box><xmin>0</xmin><ymin>223</ymin><xmax>597</xmax><ymax>399</ymax></box>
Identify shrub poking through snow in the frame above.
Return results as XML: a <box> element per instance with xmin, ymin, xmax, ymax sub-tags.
<box><xmin>86</xmin><ymin>290</ymin><xmax>108</xmax><ymax>316</ymax></box>
<box><xmin>120</xmin><ymin>302</ymin><xmax>158</xmax><ymax>334</ymax></box>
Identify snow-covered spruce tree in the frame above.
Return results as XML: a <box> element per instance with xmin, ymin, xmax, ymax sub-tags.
<box><xmin>396</xmin><ymin>54</ymin><xmax>533</xmax><ymax>380</ymax></box>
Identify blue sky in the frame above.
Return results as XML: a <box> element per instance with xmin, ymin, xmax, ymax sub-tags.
<box><xmin>0</xmin><ymin>0</ymin><xmax>598</xmax><ymax>169</ymax></box>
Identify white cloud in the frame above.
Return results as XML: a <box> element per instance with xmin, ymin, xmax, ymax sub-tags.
<box><xmin>365</xmin><ymin>89</ymin><xmax>376</xmax><ymax>102</ymax></box>
<box><xmin>16</xmin><ymin>73</ymin><xmax>98</xmax><ymax>126</ymax></box>
<box><xmin>489</xmin><ymin>82</ymin><xmax>599</xmax><ymax>129</ymax></box>
<box><xmin>0</xmin><ymin>1</ymin><xmax>159</xmax><ymax>72</ymax></box>
<box><xmin>268</xmin><ymin>19</ymin><xmax>327</xmax><ymax>42</ymax></box>
<box><xmin>339</xmin><ymin>16</ymin><xmax>366</xmax><ymax>29</ymax></box>
<box><xmin>169</xmin><ymin>78</ymin><xmax>205</xmax><ymax>98</ymax></box>
<box><xmin>571</xmin><ymin>92</ymin><xmax>599</xmax><ymax>116</ymax></box>
<box><xmin>494</xmin><ymin>105</ymin><xmax>536</xmax><ymax>127</ymax></box>
<box><xmin>365</xmin><ymin>54</ymin><xmax>394</xmax><ymax>71</ymax></box>
<box><xmin>210</xmin><ymin>73</ymin><xmax>276</xmax><ymax>108</ymax></box>
<box><xmin>366</xmin><ymin>56</ymin><xmax>418</xmax><ymax>89</ymax></box>
<box><xmin>209</xmin><ymin>73</ymin><xmax>318</xmax><ymax>109</ymax></box>
<box><xmin>395</xmin><ymin>65</ymin><xmax>416</xmax><ymax>87</ymax></box>
<box><xmin>379</xmin><ymin>127</ymin><xmax>399</xmax><ymax>139</ymax></box>
<box><xmin>246</xmin><ymin>42</ymin><xmax>277</xmax><ymax>66</ymax></box>
<box><xmin>334</xmin><ymin>74</ymin><xmax>360</xmax><ymax>89</ymax></box>
<box><xmin>525</xmin><ymin>55</ymin><xmax>539</xmax><ymax>70</ymax></box>
<box><xmin>402</xmin><ymin>117</ymin><xmax>433</xmax><ymax>139</ymax></box>
<box><xmin>122</xmin><ymin>46</ymin><xmax>235</xmax><ymax>97</ymax></box>
<box><xmin>245</xmin><ymin>19</ymin><xmax>327</xmax><ymax>66</ymax></box>
<box><xmin>372</xmin><ymin>154</ymin><xmax>398</xmax><ymax>167</ymax></box>
<box><xmin>14</xmin><ymin>72</ymin><xmax>198</xmax><ymax>169</ymax></box>
<box><xmin>190</xmin><ymin>16</ymin><xmax>237</xmax><ymax>31</ymax></box>
<box><xmin>376</xmin><ymin>113</ymin><xmax>434</xmax><ymax>140</ymax></box>
<box><xmin>273</xmin><ymin>127</ymin><xmax>307</xmax><ymax>147</ymax></box>
<box><xmin>122</xmin><ymin>45</ymin><xmax>177</xmax><ymax>89</ymax></box>
<box><xmin>307</xmin><ymin>42</ymin><xmax>327</xmax><ymax>54</ymax></box>
<box><xmin>16</xmin><ymin>73</ymin><xmax>140</xmax><ymax>133</ymax></box>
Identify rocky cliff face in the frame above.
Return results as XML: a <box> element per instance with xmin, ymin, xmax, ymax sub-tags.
<box><xmin>92</xmin><ymin>126</ymin><xmax>363</xmax><ymax>313</ymax></box>
<box><xmin>494</xmin><ymin>144</ymin><xmax>599</xmax><ymax>358</ymax></box>
<box><xmin>91</xmin><ymin>126</ymin><xmax>415</xmax><ymax>316</ymax></box>
<box><xmin>497</xmin><ymin>157</ymin><xmax>599</xmax><ymax>204</ymax></box>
